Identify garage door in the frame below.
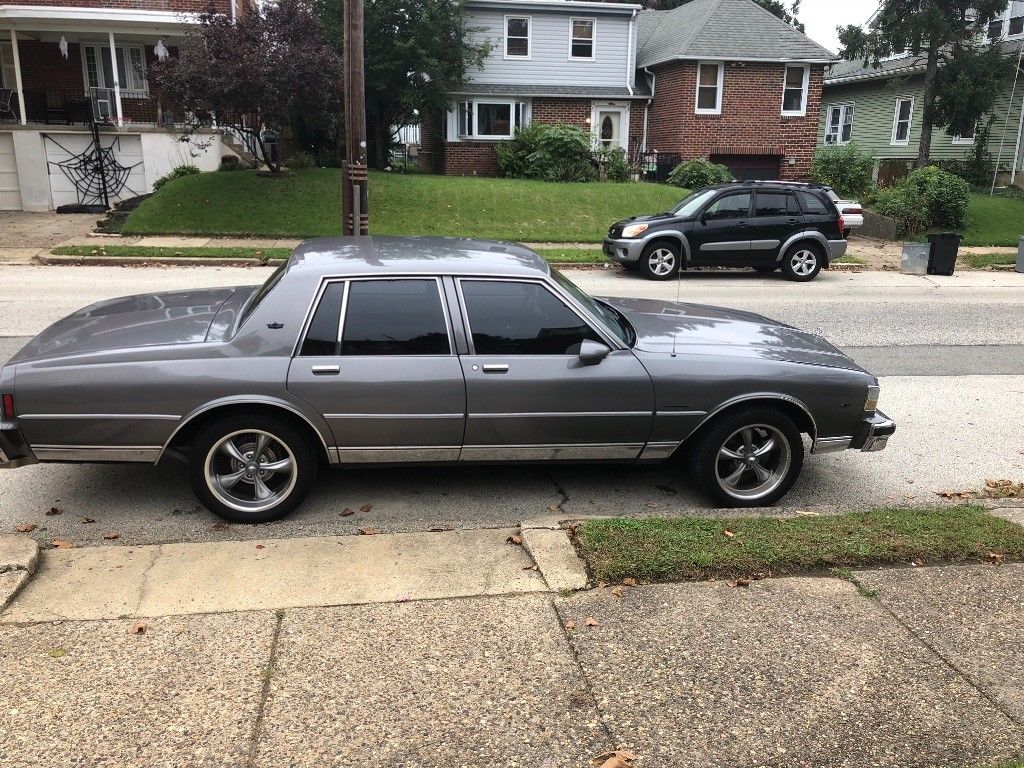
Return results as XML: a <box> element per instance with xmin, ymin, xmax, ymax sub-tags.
<box><xmin>710</xmin><ymin>154</ymin><xmax>781</xmax><ymax>182</ymax></box>
<box><xmin>44</xmin><ymin>132</ymin><xmax>146</xmax><ymax>209</ymax></box>
<box><xmin>0</xmin><ymin>132</ymin><xmax>21</xmax><ymax>210</ymax></box>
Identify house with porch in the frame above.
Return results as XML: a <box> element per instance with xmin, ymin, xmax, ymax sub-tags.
<box><xmin>0</xmin><ymin>0</ymin><xmax>252</xmax><ymax>212</ymax></box>
<box><xmin>818</xmin><ymin>3</ymin><xmax>1024</xmax><ymax>187</ymax></box>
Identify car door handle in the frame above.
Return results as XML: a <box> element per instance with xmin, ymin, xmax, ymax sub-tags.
<box><xmin>482</xmin><ymin>364</ymin><xmax>509</xmax><ymax>374</ymax></box>
<box><xmin>787</xmin><ymin>218</ymin><xmax>801</xmax><ymax>225</ymax></box>
<box><xmin>311</xmin><ymin>365</ymin><xmax>340</xmax><ymax>375</ymax></box>
<box><xmin>737</xmin><ymin>220</ymin><xmax>749</xmax><ymax>227</ymax></box>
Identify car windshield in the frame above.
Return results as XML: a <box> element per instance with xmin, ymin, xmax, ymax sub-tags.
<box><xmin>238</xmin><ymin>263</ymin><xmax>287</xmax><ymax>327</ymax></box>
<box><xmin>550</xmin><ymin>268</ymin><xmax>634</xmax><ymax>347</ymax></box>
<box><xmin>671</xmin><ymin>188</ymin><xmax>719</xmax><ymax>216</ymax></box>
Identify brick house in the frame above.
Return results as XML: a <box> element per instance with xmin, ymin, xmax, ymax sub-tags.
<box><xmin>635</xmin><ymin>0</ymin><xmax>834</xmax><ymax>181</ymax></box>
<box><xmin>0</xmin><ymin>0</ymin><xmax>255</xmax><ymax>211</ymax></box>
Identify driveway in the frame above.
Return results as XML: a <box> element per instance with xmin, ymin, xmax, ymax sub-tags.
<box><xmin>0</xmin><ymin>211</ymin><xmax>97</xmax><ymax>250</ymax></box>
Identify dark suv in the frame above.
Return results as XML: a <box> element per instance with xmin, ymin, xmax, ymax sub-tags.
<box><xmin>603</xmin><ymin>182</ymin><xmax>848</xmax><ymax>282</ymax></box>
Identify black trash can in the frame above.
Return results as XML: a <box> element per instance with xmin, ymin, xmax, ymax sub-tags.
<box><xmin>927</xmin><ymin>232</ymin><xmax>961</xmax><ymax>276</ymax></box>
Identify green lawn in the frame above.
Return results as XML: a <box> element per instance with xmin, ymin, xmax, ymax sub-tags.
<box><xmin>122</xmin><ymin>169</ymin><xmax>685</xmax><ymax>242</ymax></box>
<box><xmin>960</xmin><ymin>194</ymin><xmax>1024</xmax><ymax>247</ymax></box>
<box><xmin>961</xmin><ymin>252</ymin><xmax>1018</xmax><ymax>269</ymax></box>
<box><xmin>575</xmin><ymin>506</ymin><xmax>1024</xmax><ymax>584</ymax></box>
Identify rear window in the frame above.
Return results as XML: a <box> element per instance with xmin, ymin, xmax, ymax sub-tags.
<box><xmin>239</xmin><ymin>263</ymin><xmax>287</xmax><ymax>326</ymax></box>
<box><xmin>797</xmin><ymin>191</ymin><xmax>830</xmax><ymax>215</ymax></box>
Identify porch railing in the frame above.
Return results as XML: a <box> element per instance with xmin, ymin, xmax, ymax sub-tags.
<box><xmin>0</xmin><ymin>87</ymin><xmax>119</xmax><ymax>126</ymax></box>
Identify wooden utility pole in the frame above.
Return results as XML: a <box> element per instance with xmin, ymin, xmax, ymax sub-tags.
<box><xmin>342</xmin><ymin>0</ymin><xmax>368</xmax><ymax>236</ymax></box>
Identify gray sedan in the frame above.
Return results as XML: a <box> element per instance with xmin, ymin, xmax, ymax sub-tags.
<box><xmin>0</xmin><ymin>237</ymin><xmax>895</xmax><ymax>522</ymax></box>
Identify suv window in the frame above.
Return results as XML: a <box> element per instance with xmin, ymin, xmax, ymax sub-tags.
<box><xmin>461</xmin><ymin>280</ymin><xmax>601</xmax><ymax>355</ymax></box>
<box><xmin>300</xmin><ymin>281</ymin><xmax>344</xmax><ymax>356</ymax></box>
<box><xmin>342</xmin><ymin>279</ymin><xmax>450</xmax><ymax>356</ymax></box>
<box><xmin>703</xmin><ymin>192</ymin><xmax>751</xmax><ymax>221</ymax></box>
<box><xmin>797</xmin><ymin>190</ymin><xmax>829</xmax><ymax>215</ymax></box>
<box><xmin>754</xmin><ymin>192</ymin><xmax>794</xmax><ymax>217</ymax></box>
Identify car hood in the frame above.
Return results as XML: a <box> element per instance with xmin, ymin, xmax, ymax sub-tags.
<box><xmin>608</xmin><ymin>211</ymin><xmax>683</xmax><ymax>236</ymax></box>
<box><xmin>9</xmin><ymin>287</ymin><xmax>244</xmax><ymax>363</ymax></box>
<box><xmin>603</xmin><ymin>297</ymin><xmax>864</xmax><ymax>371</ymax></box>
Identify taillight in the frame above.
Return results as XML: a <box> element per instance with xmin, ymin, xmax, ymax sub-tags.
<box><xmin>839</xmin><ymin>215</ymin><xmax>846</xmax><ymax>234</ymax></box>
<box><xmin>847</xmin><ymin>206</ymin><xmax>863</xmax><ymax>215</ymax></box>
<box><xmin>1</xmin><ymin>393</ymin><xmax>13</xmax><ymax>420</ymax></box>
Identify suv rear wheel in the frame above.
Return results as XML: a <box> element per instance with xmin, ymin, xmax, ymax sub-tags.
<box><xmin>781</xmin><ymin>242</ymin><xmax>823</xmax><ymax>282</ymax></box>
<box><xmin>640</xmin><ymin>241</ymin><xmax>681</xmax><ymax>281</ymax></box>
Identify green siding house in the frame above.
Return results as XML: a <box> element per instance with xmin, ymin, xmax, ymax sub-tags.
<box><xmin>818</xmin><ymin>12</ymin><xmax>1024</xmax><ymax>186</ymax></box>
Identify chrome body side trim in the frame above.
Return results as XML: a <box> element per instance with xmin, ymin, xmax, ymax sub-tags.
<box><xmin>334</xmin><ymin>446</ymin><xmax>461</xmax><ymax>463</ymax></box>
<box><xmin>656</xmin><ymin>410</ymin><xmax>708</xmax><ymax>418</ymax></box>
<box><xmin>325</xmin><ymin>413</ymin><xmax>464</xmax><ymax>420</ymax></box>
<box><xmin>18</xmin><ymin>413</ymin><xmax>181</xmax><ymax>421</ymax></box>
<box><xmin>687</xmin><ymin>393</ymin><xmax>818</xmax><ymax>443</ymax></box>
<box><xmin>638</xmin><ymin>441</ymin><xmax>682</xmax><ymax>461</ymax></box>
<box><xmin>811</xmin><ymin>436</ymin><xmax>853</xmax><ymax>454</ymax></box>
<box><xmin>477</xmin><ymin>411</ymin><xmax>652</xmax><ymax>418</ymax></box>
<box><xmin>460</xmin><ymin>443</ymin><xmax>644</xmax><ymax>461</ymax></box>
<box><xmin>33</xmin><ymin>445</ymin><xmax>163</xmax><ymax>462</ymax></box>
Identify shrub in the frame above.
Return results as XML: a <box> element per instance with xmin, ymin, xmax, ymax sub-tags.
<box><xmin>904</xmin><ymin>165</ymin><xmax>971</xmax><ymax>230</ymax></box>
<box><xmin>288</xmin><ymin>150</ymin><xmax>316</xmax><ymax>170</ymax></box>
<box><xmin>874</xmin><ymin>184</ymin><xmax>930</xmax><ymax>236</ymax></box>
<box><xmin>666</xmin><ymin>159</ymin><xmax>733</xmax><ymax>190</ymax></box>
<box><xmin>153</xmin><ymin>164</ymin><xmax>200</xmax><ymax>191</ymax></box>
<box><xmin>219</xmin><ymin>155</ymin><xmax>242</xmax><ymax>172</ymax></box>
<box><xmin>495</xmin><ymin>124</ymin><xmax>547</xmax><ymax>179</ymax></box>
<box><xmin>811</xmin><ymin>143</ymin><xmax>876</xmax><ymax>199</ymax></box>
<box><xmin>496</xmin><ymin>124</ymin><xmax>597</xmax><ymax>183</ymax></box>
<box><xmin>600</xmin><ymin>148</ymin><xmax>630</xmax><ymax>183</ymax></box>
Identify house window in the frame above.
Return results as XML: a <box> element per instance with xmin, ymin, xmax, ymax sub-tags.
<box><xmin>781</xmin><ymin>64</ymin><xmax>809</xmax><ymax>116</ymax></box>
<box><xmin>455</xmin><ymin>99</ymin><xmax>529</xmax><ymax>140</ymax></box>
<box><xmin>505</xmin><ymin>16</ymin><xmax>531</xmax><ymax>58</ymax></box>
<box><xmin>988</xmin><ymin>19</ymin><xmax>1004</xmax><ymax>40</ymax></box>
<box><xmin>953</xmin><ymin>123</ymin><xmax>977</xmax><ymax>145</ymax></box>
<box><xmin>891</xmin><ymin>97</ymin><xmax>914</xmax><ymax>145</ymax></box>
<box><xmin>695</xmin><ymin>61</ymin><xmax>723</xmax><ymax>115</ymax></box>
<box><xmin>0</xmin><ymin>42</ymin><xmax>15</xmax><ymax>90</ymax></box>
<box><xmin>824</xmin><ymin>104</ymin><xmax>854</xmax><ymax>145</ymax></box>
<box><xmin>570</xmin><ymin>18</ymin><xmax>595</xmax><ymax>60</ymax></box>
<box><xmin>81</xmin><ymin>43</ymin><xmax>148</xmax><ymax>97</ymax></box>
<box><xmin>1010</xmin><ymin>1</ymin><xmax>1024</xmax><ymax>36</ymax></box>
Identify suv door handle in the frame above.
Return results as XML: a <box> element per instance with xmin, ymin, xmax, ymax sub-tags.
<box><xmin>311</xmin><ymin>365</ymin><xmax>340</xmax><ymax>375</ymax></box>
<box><xmin>737</xmin><ymin>220</ymin><xmax>749</xmax><ymax>227</ymax></box>
<box><xmin>787</xmin><ymin>218</ymin><xmax>801</xmax><ymax>224</ymax></box>
<box><xmin>482</xmin><ymin>364</ymin><xmax>509</xmax><ymax>374</ymax></box>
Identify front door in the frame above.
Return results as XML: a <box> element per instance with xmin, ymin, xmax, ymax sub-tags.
<box><xmin>688</xmin><ymin>190</ymin><xmax>753</xmax><ymax>264</ymax></box>
<box><xmin>747</xmin><ymin>190</ymin><xmax>802</xmax><ymax>263</ymax></box>
<box><xmin>455</xmin><ymin>278</ymin><xmax>654</xmax><ymax>461</ymax></box>
<box><xmin>595</xmin><ymin>109</ymin><xmax>625</xmax><ymax>151</ymax></box>
<box><xmin>287</xmin><ymin>277</ymin><xmax>466</xmax><ymax>463</ymax></box>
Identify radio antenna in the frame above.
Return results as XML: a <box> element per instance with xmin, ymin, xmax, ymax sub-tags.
<box><xmin>671</xmin><ymin>245</ymin><xmax>682</xmax><ymax>357</ymax></box>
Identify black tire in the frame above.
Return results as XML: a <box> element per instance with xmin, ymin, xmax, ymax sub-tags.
<box><xmin>189</xmin><ymin>413</ymin><xmax>317</xmax><ymax>523</ymax></box>
<box><xmin>753</xmin><ymin>264</ymin><xmax>778</xmax><ymax>274</ymax></box>
<box><xmin>780</xmin><ymin>242</ymin><xmax>823</xmax><ymax>282</ymax></box>
<box><xmin>639</xmin><ymin>240</ymin><xmax>681</xmax><ymax>281</ymax></box>
<box><xmin>687</xmin><ymin>406</ymin><xmax>804</xmax><ymax>508</ymax></box>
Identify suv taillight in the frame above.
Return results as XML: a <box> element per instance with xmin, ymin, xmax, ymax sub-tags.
<box><xmin>1</xmin><ymin>393</ymin><xmax>13</xmax><ymax>420</ymax></box>
<box><xmin>838</xmin><ymin>215</ymin><xmax>846</xmax><ymax>234</ymax></box>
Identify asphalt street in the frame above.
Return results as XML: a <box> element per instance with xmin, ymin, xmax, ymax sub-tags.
<box><xmin>1</xmin><ymin>264</ymin><xmax>1022</xmax><ymax>546</ymax></box>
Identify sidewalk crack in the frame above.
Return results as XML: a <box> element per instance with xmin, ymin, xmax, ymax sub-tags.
<box><xmin>247</xmin><ymin>609</ymin><xmax>285</xmax><ymax>768</ymax></box>
<box><xmin>132</xmin><ymin>545</ymin><xmax>162</xmax><ymax>615</ymax></box>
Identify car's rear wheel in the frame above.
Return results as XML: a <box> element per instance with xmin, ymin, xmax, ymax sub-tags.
<box><xmin>189</xmin><ymin>414</ymin><xmax>317</xmax><ymax>523</ymax></box>
<box><xmin>781</xmin><ymin>243</ymin><xmax>823</xmax><ymax>282</ymax></box>
<box><xmin>639</xmin><ymin>241</ymin><xmax>681</xmax><ymax>281</ymax></box>
<box><xmin>688</xmin><ymin>406</ymin><xmax>804</xmax><ymax>507</ymax></box>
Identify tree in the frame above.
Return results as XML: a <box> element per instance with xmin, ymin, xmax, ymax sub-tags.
<box><xmin>314</xmin><ymin>0</ymin><xmax>490</xmax><ymax>169</ymax></box>
<box><xmin>837</xmin><ymin>0</ymin><xmax>1008</xmax><ymax>168</ymax></box>
<box><xmin>152</xmin><ymin>0</ymin><xmax>343</xmax><ymax>173</ymax></box>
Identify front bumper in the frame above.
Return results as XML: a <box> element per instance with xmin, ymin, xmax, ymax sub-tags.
<box><xmin>603</xmin><ymin>238</ymin><xmax>645</xmax><ymax>264</ymax></box>
<box><xmin>828</xmin><ymin>239</ymin><xmax>848</xmax><ymax>261</ymax></box>
<box><xmin>0</xmin><ymin>421</ymin><xmax>37</xmax><ymax>469</ymax></box>
<box><xmin>851</xmin><ymin>410</ymin><xmax>896</xmax><ymax>453</ymax></box>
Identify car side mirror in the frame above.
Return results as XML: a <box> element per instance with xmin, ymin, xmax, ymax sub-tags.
<box><xmin>577</xmin><ymin>340</ymin><xmax>611</xmax><ymax>365</ymax></box>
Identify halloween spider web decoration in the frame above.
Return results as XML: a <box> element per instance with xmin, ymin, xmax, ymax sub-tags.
<box><xmin>45</xmin><ymin>132</ymin><xmax>142</xmax><ymax>208</ymax></box>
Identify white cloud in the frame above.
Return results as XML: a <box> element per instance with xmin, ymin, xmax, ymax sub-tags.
<box><xmin>799</xmin><ymin>0</ymin><xmax>880</xmax><ymax>54</ymax></box>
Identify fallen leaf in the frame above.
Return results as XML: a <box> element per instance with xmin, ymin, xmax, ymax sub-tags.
<box><xmin>51</xmin><ymin>539</ymin><xmax>74</xmax><ymax>549</ymax></box>
<box><xmin>547</xmin><ymin>504</ymin><xmax>560</xmax><ymax>511</ymax></box>
<box><xmin>15</xmin><ymin>524</ymin><xmax>37</xmax><ymax>533</ymax></box>
<box><xmin>522</xmin><ymin>564</ymin><xmax>539</xmax><ymax>571</ymax></box>
<box><xmin>724</xmin><ymin>529</ymin><xmax>736</xmax><ymax>538</ymax></box>
<box><xmin>48</xmin><ymin>647</ymin><xmax>66</xmax><ymax>658</ymax></box>
<box><xmin>358</xmin><ymin>527</ymin><xmax>379</xmax><ymax>536</ymax></box>
<box><xmin>988</xmin><ymin>551</ymin><xmax>1005</xmax><ymax>565</ymax></box>
<box><xmin>585</xmin><ymin>617</ymin><xmax>599</xmax><ymax>627</ymax></box>
<box><xmin>255</xmin><ymin>544</ymin><xmax>266</xmax><ymax>550</ymax></box>
<box><xmin>592</xmin><ymin>749</ymin><xmax>638</xmax><ymax>768</ymax></box>
<box><xmin>622</xmin><ymin>577</ymin><xmax>638</xmax><ymax>587</ymax></box>
<box><xmin>507</xmin><ymin>534</ymin><xmax>523</xmax><ymax>545</ymax></box>
<box><xmin>359</xmin><ymin>503</ymin><xmax>373</xmax><ymax>513</ymax></box>
<box><xmin>794</xmin><ymin>510</ymin><xmax>820</xmax><ymax>517</ymax></box>
<box><xmin>102</xmin><ymin>531</ymin><xmax>120</xmax><ymax>541</ymax></box>
<box><xmin>209</xmin><ymin>522</ymin><xmax>230</xmax><ymax>531</ymax></box>
<box><xmin>46</xmin><ymin>507</ymin><xmax>64</xmax><ymax>516</ymax></box>
<box><xmin>79</xmin><ymin>516</ymin><xmax>95</xmax><ymax>524</ymax></box>
<box><xmin>597</xmin><ymin>581</ymin><xmax>607</xmax><ymax>589</ymax></box>
<box><xmin>729</xmin><ymin>579</ymin><xmax>752</xmax><ymax>588</ymax></box>
<box><xmin>564</xmin><ymin>620</ymin><xmax>576</xmax><ymax>630</ymax></box>
<box><xmin>610</xmin><ymin>586</ymin><xmax>625</xmax><ymax>598</ymax></box>
<box><xmin>395</xmin><ymin>595</ymin><xmax>411</xmax><ymax>603</ymax></box>
<box><xmin>340</xmin><ymin>508</ymin><xmax>355</xmax><ymax>517</ymax></box>
<box><xmin>130</xmin><ymin>622</ymin><xmax>149</xmax><ymax>635</ymax></box>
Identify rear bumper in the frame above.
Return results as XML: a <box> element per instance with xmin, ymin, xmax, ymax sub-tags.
<box><xmin>851</xmin><ymin>411</ymin><xmax>896</xmax><ymax>452</ymax></box>
<box><xmin>828</xmin><ymin>239</ymin><xmax>848</xmax><ymax>261</ymax></box>
<box><xmin>0</xmin><ymin>422</ymin><xmax>37</xmax><ymax>469</ymax></box>
<box><xmin>603</xmin><ymin>238</ymin><xmax>644</xmax><ymax>264</ymax></box>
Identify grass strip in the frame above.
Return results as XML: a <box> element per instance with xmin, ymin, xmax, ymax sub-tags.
<box><xmin>51</xmin><ymin>245</ymin><xmax>293</xmax><ymax>260</ymax></box>
<box><xmin>575</xmin><ymin>505</ymin><xmax>1024</xmax><ymax>584</ymax></box>
<box><xmin>961</xmin><ymin>252</ymin><xmax>1018</xmax><ymax>269</ymax></box>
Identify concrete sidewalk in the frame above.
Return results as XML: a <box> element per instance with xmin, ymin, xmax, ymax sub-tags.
<box><xmin>2</xmin><ymin>527</ymin><xmax>1024</xmax><ymax>767</ymax></box>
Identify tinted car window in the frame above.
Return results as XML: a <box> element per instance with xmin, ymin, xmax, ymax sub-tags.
<box><xmin>755</xmin><ymin>192</ymin><xmax>790</xmax><ymax>217</ymax></box>
<box><xmin>703</xmin><ymin>193</ymin><xmax>751</xmax><ymax>221</ymax></box>
<box><xmin>299</xmin><ymin>281</ymin><xmax>344</xmax><ymax>356</ymax></box>
<box><xmin>461</xmin><ymin>280</ymin><xmax>601</xmax><ymax>355</ymax></box>
<box><xmin>342</xmin><ymin>279</ymin><xmax>450</xmax><ymax>356</ymax></box>
<box><xmin>787</xmin><ymin>194</ymin><xmax>803</xmax><ymax>215</ymax></box>
<box><xmin>797</xmin><ymin>191</ymin><xmax>829</xmax><ymax>215</ymax></box>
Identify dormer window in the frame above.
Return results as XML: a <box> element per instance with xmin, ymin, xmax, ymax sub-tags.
<box><xmin>505</xmin><ymin>16</ymin><xmax>531</xmax><ymax>59</ymax></box>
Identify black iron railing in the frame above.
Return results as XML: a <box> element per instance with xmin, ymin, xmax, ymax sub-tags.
<box><xmin>0</xmin><ymin>87</ymin><xmax>121</xmax><ymax>126</ymax></box>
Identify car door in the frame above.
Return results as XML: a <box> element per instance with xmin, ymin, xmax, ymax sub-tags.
<box><xmin>287</xmin><ymin>277</ymin><xmax>466</xmax><ymax>463</ymax></box>
<box><xmin>454</xmin><ymin>277</ymin><xmax>654</xmax><ymax>461</ymax></box>
<box><xmin>748</xmin><ymin>190</ymin><xmax>801</xmax><ymax>263</ymax></box>
<box><xmin>687</xmin><ymin>191</ymin><xmax>753</xmax><ymax>265</ymax></box>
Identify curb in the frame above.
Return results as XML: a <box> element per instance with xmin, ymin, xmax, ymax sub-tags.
<box><xmin>34</xmin><ymin>254</ymin><xmax>286</xmax><ymax>268</ymax></box>
<box><xmin>0</xmin><ymin>534</ymin><xmax>40</xmax><ymax>613</ymax></box>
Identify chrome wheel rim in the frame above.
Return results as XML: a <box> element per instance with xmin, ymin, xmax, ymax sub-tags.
<box><xmin>647</xmin><ymin>248</ymin><xmax>676</xmax><ymax>276</ymax></box>
<box><xmin>204</xmin><ymin>429</ymin><xmax>297</xmax><ymax>514</ymax></box>
<box><xmin>715</xmin><ymin>424</ymin><xmax>791</xmax><ymax>501</ymax></box>
<box><xmin>790</xmin><ymin>249</ymin><xmax>818</xmax><ymax>276</ymax></box>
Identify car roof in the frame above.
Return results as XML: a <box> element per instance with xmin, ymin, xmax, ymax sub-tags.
<box><xmin>706</xmin><ymin>181</ymin><xmax>831</xmax><ymax>192</ymax></box>
<box><xmin>285</xmin><ymin>236</ymin><xmax>552</xmax><ymax>278</ymax></box>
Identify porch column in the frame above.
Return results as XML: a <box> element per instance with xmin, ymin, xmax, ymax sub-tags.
<box><xmin>107</xmin><ymin>31</ymin><xmax>123</xmax><ymax>126</ymax></box>
<box><xmin>9</xmin><ymin>29</ymin><xmax>26</xmax><ymax>126</ymax></box>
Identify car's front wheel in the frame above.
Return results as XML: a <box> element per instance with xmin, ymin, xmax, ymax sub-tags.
<box><xmin>688</xmin><ymin>406</ymin><xmax>805</xmax><ymax>507</ymax></box>
<box><xmin>639</xmin><ymin>241</ymin><xmax>681</xmax><ymax>281</ymax></box>
<box><xmin>189</xmin><ymin>414</ymin><xmax>317</xmax><ymax>523</ymax></box>
<box><xmin>781</xmin><ymin>243</ymin><xmax>823</xmax><ymax>282</ymax></box>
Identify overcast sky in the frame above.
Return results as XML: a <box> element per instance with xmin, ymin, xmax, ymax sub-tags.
<box><xmin>798</xmin><ymin>0</ymin><xmax>880</xmax><ymax>54</ymax></box>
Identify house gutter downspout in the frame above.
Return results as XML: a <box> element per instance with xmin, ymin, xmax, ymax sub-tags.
<box><xmin>625</xmin><ymin>9</ymin><xmax>636</xmax><ymax>96</ymax></box>
<box><xmin>642</xmin><ymin>66</ymin><xmax>655</xmax><ymax>151</ymax></box>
